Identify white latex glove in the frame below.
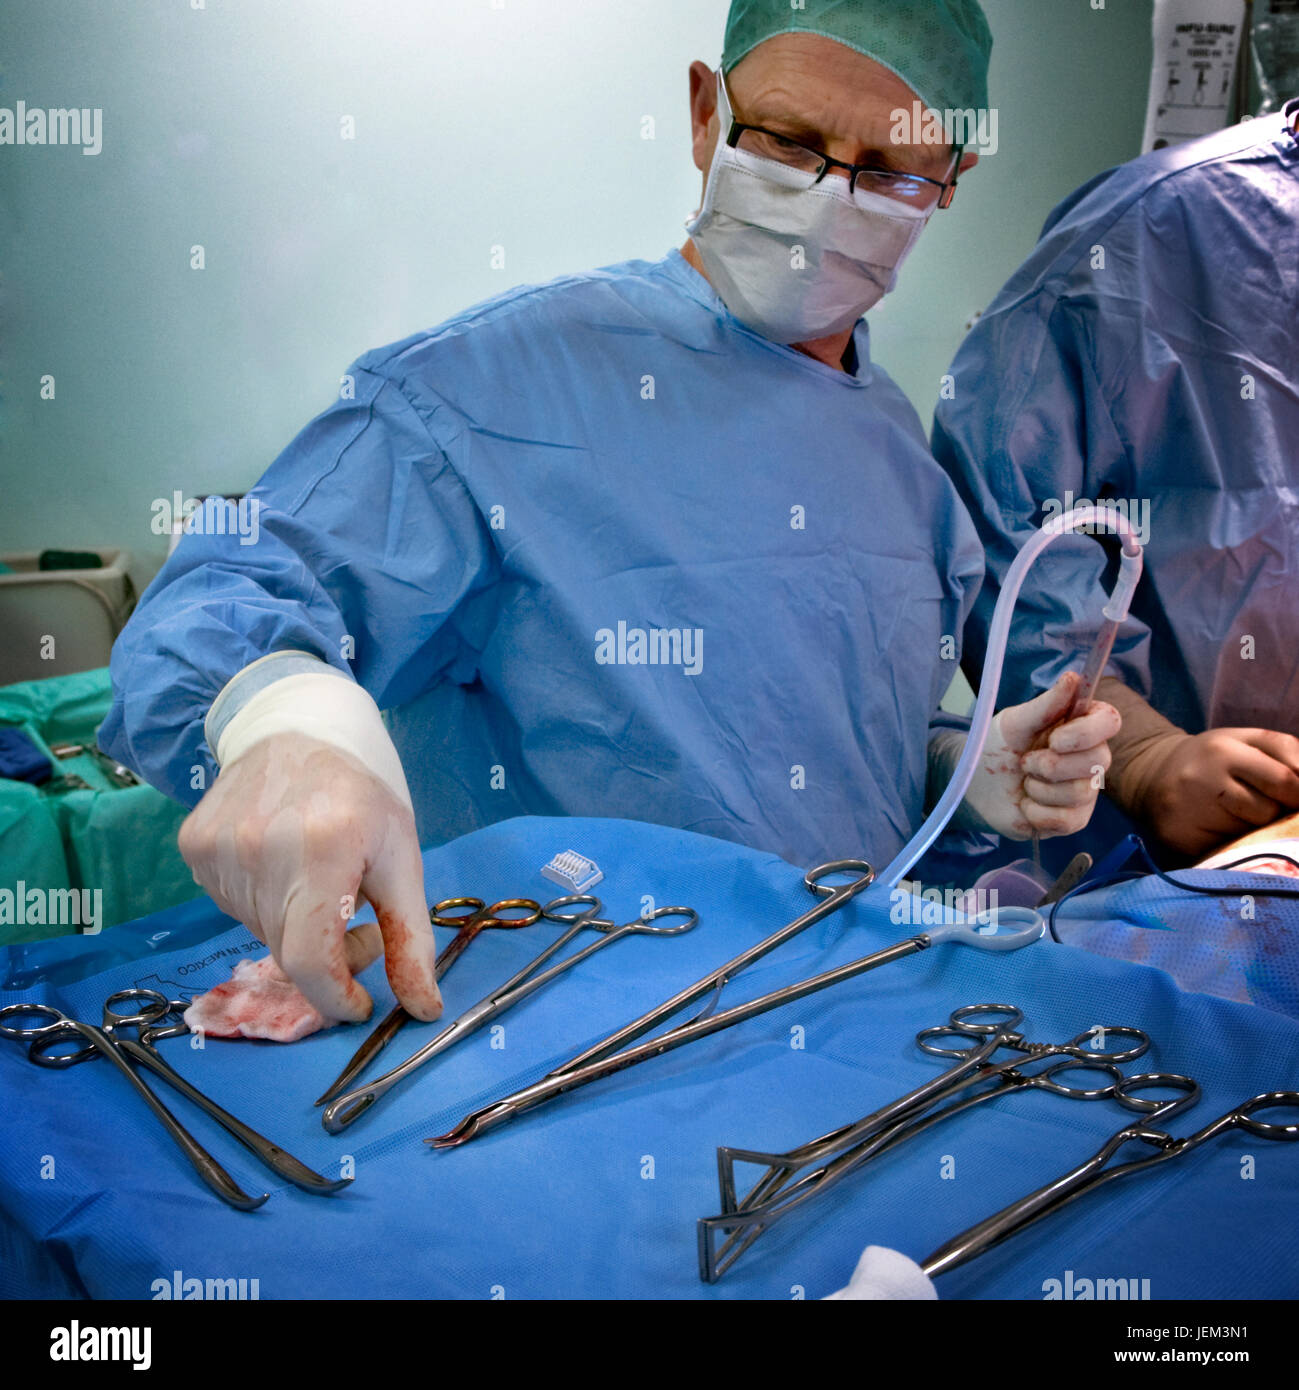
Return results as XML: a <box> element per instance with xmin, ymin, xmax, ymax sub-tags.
<box><xmin>956</xmin><ymin>671</ymin><xmax>1121</xmax><ymax>841</ymax></box>
<box><xmin>179</xmin><ymin>671</ymin><xmax>441</xmax><ymax>1026</ymax></box>
<box><xmin>823</xmin><ymin>1245</ymin><xmax>937</xmax><ymax>1300</ymax></box>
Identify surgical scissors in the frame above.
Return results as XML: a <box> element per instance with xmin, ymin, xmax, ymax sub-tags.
<box><xmin>317</xmin><ymin>895</ymin><xmax>543</xmax><ymax>1105</ymax></box>
<box><xmin>920</xmin><ymin>1089</ymin><xmax>1299</xmax><ymax>1279</ymax></box>
<box><xmin>320</xmin><ymin>895</ymin><xmax>699</xmax><ymax>1132</ymax></box>
<box><xmin>698</xmin><ymin>1004</ymin><xmax>1177</xmax><ymax>1280</ymax></box>
<box><xmin>0</xmin><ymin>989</ymin><xmax>348</xmax><ymax>1208</ymax></box>
<box><xmin>430</xmin><ymin>868</ymin><xmax>1046</xmax><ymax>1149</ymax></box>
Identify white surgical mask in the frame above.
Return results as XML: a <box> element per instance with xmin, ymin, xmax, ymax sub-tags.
<box><xmin>686</xmin><ymin>72</ymin><xmax>934</xmax><ymax>345</ymax></box>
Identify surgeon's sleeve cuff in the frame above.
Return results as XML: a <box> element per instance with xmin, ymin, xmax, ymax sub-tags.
<box><xmin>204</xmin><ymin>650</ymin><xmax>350</xmax><ymax>758</ymax></box>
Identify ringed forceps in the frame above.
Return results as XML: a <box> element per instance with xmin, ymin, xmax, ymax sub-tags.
<box><xmin>920</xmin><ymin>1088</ymin><xmax>1299</xmax><ymax>1280</ymax></box>
<box><xmin>321</xmin><ymin>894</ymin><xmax>699</xmax><ymax>1131</ymax></box>
<box><xmin>431</xmin><ymin>864</ymin><xmax>1046</xmax><ymax>1148</ymax></box>
<box><xmin>317</xmin><ymin>895</ymin><xmax>543</xmax><ymax>1105</ymax></box>
<box><xmin>0</xmin><ymin>989</ymin><xmax>347</xmax><ymax>1210</ymax></box>
<box><xmin>698</xmin><ymin>1003</ymin><xmax>1185</xmax><ymax>1281</ymax></box>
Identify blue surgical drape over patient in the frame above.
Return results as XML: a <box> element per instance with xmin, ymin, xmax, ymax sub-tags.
<box><xmin>101</xmin><ymin>250</ymin><xmax>982</xmax><ymax>867</ymax></box>
<box><xmin>932</xmin><ymin>106</ymin><xmax>1299</xmax><ymax>735</ymax></box>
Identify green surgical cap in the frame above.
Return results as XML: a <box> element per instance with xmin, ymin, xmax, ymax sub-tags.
<box><xmin>722</xmin><ymin>0</ymin><xmax>993</xmax><ymax>114</ymax></box>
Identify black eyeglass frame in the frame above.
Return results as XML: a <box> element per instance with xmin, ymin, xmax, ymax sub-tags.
<box><xmin>723</xmin><ymin>116</ymin><xmax>966</xmax><ymax>210</ymax></box>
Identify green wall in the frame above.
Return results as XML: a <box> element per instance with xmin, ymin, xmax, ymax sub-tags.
<box><xmin>0</xmin><ymin>0</ymin><xmax>1154</xmax><ymax>590</ymax></box>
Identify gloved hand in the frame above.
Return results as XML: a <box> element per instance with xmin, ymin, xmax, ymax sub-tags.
<box><xmin>1098</xmin><ymin>679</ymin><xmax>1299</xmax><ymax>857</ymax></box>
<box><xmin>943</xmin><ymin>672</ymin><xmax>1121</xmax><ymax>841</ymax></box>
<box><xmin>179</xmin><ymin>671</ymin><xmax>441</xmax><ymax>1027</ymax></box>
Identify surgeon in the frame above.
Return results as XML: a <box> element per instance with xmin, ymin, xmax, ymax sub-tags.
<box><xmin>102</xmin><ymin>0</ymin><xmax>1119</xmax><ymax>1027</ymax></box>
<box><xmin>933</xmin><ymin>99</ymin><xmax>1299</xmax><ymax>860</ymax></box>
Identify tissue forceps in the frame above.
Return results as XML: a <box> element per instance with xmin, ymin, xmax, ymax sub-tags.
<box><xmin>920</xmin><ymin>1088</ymin><xmax>1299</xmax><ymax>1279</ymax></box>
<box><xmin>316</xmin><ymin>895</ymin><xmax>543</xmax><ymax>1105</ymax></box>
<box><xmin>431</xmin><ymin>867</ymin><xmax>1046</xmax><ymax>1150</ymax></box>
<box><xmin>698</xmin><ymin>1004</ymin><xmax>1166</xmax><ymax>1281</ymax></box>
<box><xmin>320</xmin><ymin>895</ymin><xmax>699</xmax><ymax>1132</ymax></box>
<box><xmin>0</xmin><ymin>989</ymin><xmax>348</xmax><ymax>1208</ymax></box>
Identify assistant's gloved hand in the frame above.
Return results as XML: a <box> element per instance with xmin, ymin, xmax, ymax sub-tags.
<box><xmin>1098</xmin><ymin>679</ymin><xmax>1299</xmax><ymax>858</ymax></box>
<box><xmin>936</xmin><ymin>672</ymin><xmax>1121</xmax><ymax>841</ymax></box>
<box><xmin>179</xmin><ymin>670</ymin><xmax>441</xmax><ymax>1027</ymax></box>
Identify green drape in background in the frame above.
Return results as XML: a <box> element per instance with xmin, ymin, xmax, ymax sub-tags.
<box><xmin>0</xmin><ymin>669</ymin><xmax>201</xmax><ymax>944</ymax></box>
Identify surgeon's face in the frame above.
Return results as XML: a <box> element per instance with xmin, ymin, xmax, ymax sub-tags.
<box><xmin>687</xmin><ymin>32</ymin><xmax>978</xmax><ymax>203</ymax></box>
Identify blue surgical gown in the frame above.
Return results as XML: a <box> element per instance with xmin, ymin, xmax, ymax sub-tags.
<box><xmin>102</xmin><ymin>250</ymin><xmax>982</xmax><ymax>868</ymax></box>
<box><xmin>932</xmin><ymin>104</ymin><xmax>1299</xmax><ymax>735</ymax></box>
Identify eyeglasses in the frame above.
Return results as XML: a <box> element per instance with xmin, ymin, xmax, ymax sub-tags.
<box><xmin>724</xmin><ymin>93</ymin><xmax>964</xmax><ymax>210</ymax></box>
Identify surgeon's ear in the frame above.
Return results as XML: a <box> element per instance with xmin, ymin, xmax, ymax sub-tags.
<box><xmin>958</xmin><ymin>151</ymin><xmax>980</xmax><ymax>176</ymax></box>
<box><xmin>688</xmin><ymin>60</ymin><xmax>720</xmax><ymax>174</ymax></box>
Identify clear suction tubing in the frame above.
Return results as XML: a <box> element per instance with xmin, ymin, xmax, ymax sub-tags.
<box><xmin>880</xmin><ymin>506</ymin><xmax>1145</xmax><ymax>892</ymax></box>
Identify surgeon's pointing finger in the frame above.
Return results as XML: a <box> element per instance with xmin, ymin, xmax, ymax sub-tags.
<box><xmin>361</xmin><ymin>812</ymin><xmax>442</xmax><ymax>1023</ymax></box>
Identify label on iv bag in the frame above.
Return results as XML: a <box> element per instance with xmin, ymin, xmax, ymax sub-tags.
<box><xmin>1142</xmin><ymin>0</ymin><xmax>1247</xmax><ymax>151</ymax></box>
